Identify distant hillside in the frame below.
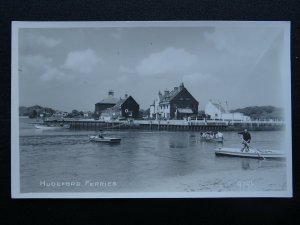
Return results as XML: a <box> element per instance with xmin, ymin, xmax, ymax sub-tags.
<box><xmin>230</xmin><ymin>106</ymin><xmax>284</xmax><ymax>120</ymax></box>
<box><xmin>19</xmin><ymin>105</ymin><xmax>56</xmax><ymax>118</ymax></box>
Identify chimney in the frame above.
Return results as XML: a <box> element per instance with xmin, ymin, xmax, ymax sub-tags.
<box><xmin>164</xmin><ymin>89</ymin><xmax>169</xmax><ymax>96</ymax></box>
<box><xmin>125</xmin><ymin>94</ymin><xmax>128</xmax><ymax>99</ymax></box>
<box><xmin>179</xmin><ymin>83</ymin><xmax>184</xmax><ymax>91</ymax></box>
<box><xmin>108</xmin><ymin>90</ymin><xmax>114</xmax><ymax>97</ymax></box>
<box><xmin>174</xmin><ymin>87</ymin><xmax>178</xmax><ymax>92</ymax></box>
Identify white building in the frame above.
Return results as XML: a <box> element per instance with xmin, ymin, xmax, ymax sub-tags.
<box><xmin>205</xmin><ymin>101</ymin><xmax>226</xmax><ymax>120</ymax></box>
<box><xmin>205</xmin><ymin>101</ymin><xmax>250</xmax><ymax>121</ymax></box>
<box><xmin>83</xmin><ymin>111</ymin><xmax>93</xmax><ymax>118</ymax></box>
<box><xmin>221</xmin><ymin>112</ymin><xmax>251</xmax><ymax>121</ymax></box>
<box><xmin>150</xmin><ymin>91</ymin><xmax>163</xmax><ymax>119</ymax></box>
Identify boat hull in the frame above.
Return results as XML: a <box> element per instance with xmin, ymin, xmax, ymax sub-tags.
<box><xmin>215</xmin><ymin>147</ymin><xmax>286</xmax><ymax>159</ymax></box>
<box><xmin>89</xmin><ymin>136</ymin><xmax>121</xmax><ymax>143</ymax></box>
<box><xmin>35</xmin><ymin>124</ymin><xmax>70</xmax><ymax>129</ymax></box>
<box><xmin>200</xmin><ymin>137</ymin><xmax>223</xmax><ymax>143</ymax></box>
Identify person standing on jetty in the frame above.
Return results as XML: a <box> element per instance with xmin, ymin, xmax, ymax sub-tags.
<box><xmin>238</xmin><ymin>129</ymin><xmax>251</xmax><ymax>152</ymax></box>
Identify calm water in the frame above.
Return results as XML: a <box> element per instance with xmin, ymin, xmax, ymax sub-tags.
<box><xmin>19</xmin><ymin>118</ymin><xmax>286</xmax><ymax>193</ymax></box>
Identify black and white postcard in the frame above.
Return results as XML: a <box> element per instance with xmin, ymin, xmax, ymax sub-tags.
<box><xmin>11</xmin><ymin>21</ymin><xmax>292</xmax><ymax>198</ymax></box>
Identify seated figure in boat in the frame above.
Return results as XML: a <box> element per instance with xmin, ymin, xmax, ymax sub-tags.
<box><xmin>238</xmin><ymin>129</ymin><xmax>251</xmax><ymax>152</ymax></box>
<box><xmin>200</xmin><ymin>132</ymin><xmax>207</xmax><ymax>138</ymax></box>
<box><xmin>215</xmin><ymin>131</ymin><xmax>223</xmax><ymax>138</ymax></box>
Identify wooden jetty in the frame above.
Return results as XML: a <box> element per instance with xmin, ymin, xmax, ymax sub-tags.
<box><xmin>45</xmin><ymin>119</ymin><xmax>285</xmax><ymax>131</ymax></box>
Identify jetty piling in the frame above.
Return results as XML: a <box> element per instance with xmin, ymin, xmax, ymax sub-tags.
<box><xmin>54</xmin><ymin>118</ymin><xmax>284</xmax><ymax>131</ymax></box>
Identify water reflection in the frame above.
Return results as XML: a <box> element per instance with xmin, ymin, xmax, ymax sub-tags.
<box><xmin>169</xmin><ymin>141</ymin><xmax>187</xmax><ymax>149</ymax></box>
<box><xmin>241</xmin><ymin>158</ymin><xmax>262</xmax><ymax>170</ymax></box>
<box><xmin>169</xmin><ymin>136</ymin><xmax>188</xmax><ymax>149</ymax></box>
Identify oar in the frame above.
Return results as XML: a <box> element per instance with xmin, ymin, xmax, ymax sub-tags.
<box><xmin>242</xmin><ymin>140</ymin><xmax>265</xmax><ymax>159</ymax></box>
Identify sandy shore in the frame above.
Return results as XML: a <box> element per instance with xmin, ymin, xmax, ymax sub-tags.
<box><xmin>141</xmin><ymin>167</ymin><xmax>287</xmax><ymax>193</ymax></box>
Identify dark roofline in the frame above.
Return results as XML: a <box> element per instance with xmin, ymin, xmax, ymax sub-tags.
<box><xmin>159</xmin><ymin>87</ymin><xmax>199</xmax><ymax>104</ymax></box>
<box><xmin>102</xmin><ymin>95</ymin><xmax>139</xmax><ymax>112</ymax></box>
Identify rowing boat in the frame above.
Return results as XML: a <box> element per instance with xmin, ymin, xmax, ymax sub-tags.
<box><xmin>200</xmin><ymin>136</ymin><xmax>223</xmax><ymax>143</ymax></box>
<box><xmin>200</xmin><ymin>131</ymin><xmax>223</xmax><ymax>143</ymax></box>
<box><xmin>215</xmin><ymin>147</ymin><xmax>286</xmax><ymax>159</ymax></box>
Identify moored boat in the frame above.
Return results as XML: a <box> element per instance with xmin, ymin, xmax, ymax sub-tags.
<box><xmin>215</xmin><ymin>147</ymin><xmax>286</xmax><ymax>159</ymax></box>
<box><xmin>35</xmin><ymin>124</ymin><xmax>70</xmax><ymax>129</ymax></box>
<box><xmin>89</xmin><ymin>134</ymin><xmax>121</xmax><ymax>143</ymax></box>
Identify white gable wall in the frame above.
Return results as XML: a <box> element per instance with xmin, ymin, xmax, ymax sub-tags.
<box><xmin>205</xmin><ymin>102</ymin><xmax>251</xmax><ymax>121</ymax></box>
<box><xmin>205</xmin><ymin>101</ymin><xmax>222</xmax><ymax>120</ymax></box>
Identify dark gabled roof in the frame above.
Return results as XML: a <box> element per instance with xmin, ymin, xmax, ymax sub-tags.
<box><xmin>160</xmin><ymin>88</ymin><xmax>181</xmax><ymax>103</ymax></box>
<box><xmin>101</xmin><ymin>96</ymin><xmax>139</xmax><ymax>113</ymax></box>
<box><xmin>109</xmin><ymin>98</ymin><xmax>126</xmax><ymax>110</ymax></box>
<box><xmin>96</xmin><ymin>96</ymin><xmax>119</xmax><ymax>105</ymax></box>
<box><xmin>159</xmin><ymin>86</ymin><xmax>198</xmax><ymax>104</ymax></box>
<box><xmin>101</xmin><ymin>99</ymin><xmax>125</xmax><ymax>113</ymax></box>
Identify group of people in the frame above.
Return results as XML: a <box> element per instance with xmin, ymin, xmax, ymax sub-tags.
<box><xmin>200</xmin><ymin>131</ymin><xmax>223</xmax><ymax>139</ymax></box>
<box><xmin>200</xmin><ymin>129</ymin><xmax>251</xmax><ymax>152</ymax></box>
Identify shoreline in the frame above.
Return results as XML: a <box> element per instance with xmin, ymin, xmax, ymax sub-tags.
<box><xmin>20</xmin><ymin>117</ymin><xmax>285</xmax><ymax>131</ymax></box>
<box><xmin>140</xmin><ymin>166</ymin><xmax>287</xmax><ymax>193</ymax></box>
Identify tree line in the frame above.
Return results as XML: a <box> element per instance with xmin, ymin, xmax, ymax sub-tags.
<box><xmin>230</xmin><ymin>106</ymin><xmax>284</xmax><ymax>120</ymax></box>
<box><xmin>19</xmin><ymin>105</ymin><xmax>284</xmax><ymax>120</ymax></box>
<box><xmin>19</xmin><ymin>105</ymin><xmax>91</xmax><ymax>118</ymax></box>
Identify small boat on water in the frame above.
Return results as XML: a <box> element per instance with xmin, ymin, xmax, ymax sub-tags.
<box><xmin>215</xmin><ymin>147</ymin><xmax>286</xmax><ymax>159</ymax></box>
<box><xmin>200</xmin><ymin>131</ymin><xmax>223</xmax><ymax>143</ymax></box>
<box><xmin>35</xmin><ymin>124</ymin><xmax>71</xmax><ymax>129</ymax></box>
<box><xmin>89</xmin><ymin>134</ymin><xmax>121</xmax><ymax>143</ymax></box>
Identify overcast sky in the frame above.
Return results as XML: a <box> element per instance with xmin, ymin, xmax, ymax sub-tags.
<box><xmin>18</xmin><ymin>22</ymin><xmax>289</xmax><ymax>112</ymax></box>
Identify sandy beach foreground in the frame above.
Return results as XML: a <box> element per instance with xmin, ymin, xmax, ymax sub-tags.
<box><xmin>142</xmin><ymin>166</ymin><xmax>287</xmax><ymax>193</ymax></box>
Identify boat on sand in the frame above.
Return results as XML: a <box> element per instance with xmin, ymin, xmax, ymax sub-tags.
<box><xmin>215</xmin><ymin>147</ymin><xmax>286</xmax><ymax>159</ymax></box>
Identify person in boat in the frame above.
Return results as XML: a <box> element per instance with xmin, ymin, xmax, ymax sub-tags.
<box><xmin>216</xmin><ymin>131</ymin><xmax>223</xmax><ymax>139</ymax></box>
<box><xmin>238</xmin><ymin>129</ymin><xmax>251</xmax><ymax>152</ymax></box>
<box><xmin>200</xmin><ymin>132</ymin><xmax>207</xmax><ymax>138</ymax></box>
<box><xmin>200</xmin><ymin>132</ymin><xmax>204</xmax><ymax>138</ymax></box>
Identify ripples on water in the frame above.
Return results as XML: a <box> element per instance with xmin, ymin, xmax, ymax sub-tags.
<box><xmin>19</xmin><ymin>118</ymin><xmax>286</xmax><ymax>193</ymax></box>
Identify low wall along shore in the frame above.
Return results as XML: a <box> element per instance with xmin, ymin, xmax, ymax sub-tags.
<box><xmin>47</xmin><ymin>119</ymin><xmax>285</xmax><ymax>131</ymax></box>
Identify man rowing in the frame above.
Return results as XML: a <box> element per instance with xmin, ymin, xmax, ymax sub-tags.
<box><xmin>238</xmin><ymin>129</ymin><xmax>251</xmax><ymax>152</ymax></box>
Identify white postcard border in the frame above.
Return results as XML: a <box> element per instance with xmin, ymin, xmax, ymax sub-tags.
<box><xmin>11</xmin><ymin>21</ymin><xmax>293</xmax><ymax>198</ymax></box>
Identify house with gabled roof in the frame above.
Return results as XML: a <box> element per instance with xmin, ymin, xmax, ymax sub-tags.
<box><xmin>150</xmin><ymin>83</ymin><xmax>199</xmax><ymax>120</ymax></box>
<box><xmin>100</xmin><ymin>94</ymin><xmax>139</xmax><ymax>121</ymax></box>
<box><xmin>95</xmin><ymin>90</ymin><xmax>119</xmax><ymax>116</ymax></box>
